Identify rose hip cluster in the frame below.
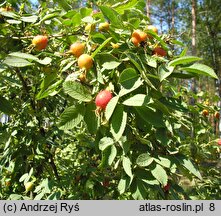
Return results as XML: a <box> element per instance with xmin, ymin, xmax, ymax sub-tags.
<box><xmin>31</xmin><ymin>23</ymin><xmax>166</xmax><ymax>113</ymax></box>
<box><xmin>131</xmin><ymin>25</ymin><xmax>167</xmax><ymax>57</ymax></box>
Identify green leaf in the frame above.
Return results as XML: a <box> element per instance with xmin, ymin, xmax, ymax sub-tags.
<box><xmin>8</xmin><ymin>53</ymin><xmax>52</xmax><ymax>65</ymax></box>
<box><xmin>159</xmin><ymin>97</ymin><xmax>188</xmax><ymax>112</ymax></box>
<box><xmin>47</xmin><ymin>191</ymin><xmax>61</xmax><ymax>200</ymax></box>
<box><xmin>125</xmin><ymin>53</ymin><xmax>143</xmax><ymax>73</ymax></box>
<box><xmin>99</xmin><ymin>6</ymin><xmax>123</xmax><ymax>28</ymax></box>
<box><xmin>38</xmin><ymin>72</ymin><xmax>57</xmax><ymax>94</ymax></box>
<box><xmin>119</xmin><ymin>68</ymin><xmax>138</xmax><ymax>85</ymax></box>
<box><xmin>177</xmin><ymin>156</ymin><xmax>202</xmax><ymax>180</ymax></box>
<box><xmin>27</xmin><ymin>168</ymin><xmax>34</xmax><ymax>183</ymax></box>
<box><xmin>53</xmin><ymin>0</ymin><xmax>71</xmax><ymax>11</ymax></box>
<box><xmin>37</xmin><ymin>57</ymin><xmax>52</xmax><ymax>65</ymax></box>
<box><xmin>156</xmin><ymin>128</ymin><xmax>169</xmax><ymax>146</ymax></box>
<box><xmin>19</xmin><ymin>168</ymin><xmax>33</xmax><ymax>184</ymax></box>
<box><xmin>102</xmin><ymin>61</ymin><xmax>121</xmax><ymax>70</ymax></box>
<box><xmin>0</xmin><ymin>64</ymin><xmax>6</xmax><ymax>73</ymax></box>
<box><xmin>145</xmin><ymin>31</ymin><xmax>168</xmax><ymax>49</ymax></box>
<box><xmin>21</xmin><ymin>15</ymin><xmax>38</xmax><ymax>23</ymax></box>
<box><xmin>0</xmin><ymin>11</ymin><xmax>18</xmax><ymax>19</ymax></box>
<box><xmin>99</xmin><ymin>145</ymin><xmax>116</xmax><ymax>168</ymax></box>
<box><xmin>131</xmin><ymin>179</ymin><xmax>147</xmax><ymax>200</ymax></box>
<box><xmin>123</xmin><ymin>94</ymin><xmax>149</xmax><ymax>106</ymax></box>
<box><xmin>119</xmin><ymin>68</ymin><xmax>143</xmax><ymax>96</ymax></box>
<box><xmin>91</xmin><ymin>37</ymin><xmax>112</xmax><ymax>58</ymax></box>
<box><xmin>9</xmin><ymin>194</ymin><xmax>23</xmax><ymax>200</ymax></box>
<box><xmin>135</xmin><ymin>106</ymin><xmax>165</xmax><ymax>128</ymax></box>
<box><xmin>71</xmin><ymin>13</ymin><xmax>81</xmax><ymax>27</ymax></box>
<box><xmin>19</xmin><ymin>173</ymin><xmax>29</xmax><ymax>183</ymax></box>
<box><xmin>152</xmin><ymin>99</ymin><xmax>170</xmax><ymax>115</ymax></box>
<box><xmin>128</xmin><ymin>18</ymin><xmax>140</xmax><ymax>29</ymax></box>
<box><xmin>146</xmin><ymin>55</ymin><xmax>157</xmax><ymax>68</ymax></box>
<box><xmin>120</xmin><ymin>138</ymin><xmax>131</xmax><ymax>155</ymax></box>
<box><xmin>61</xmin><ymin>60</ymin><xmax>75</xmax><ymax>72</ymax></box>
<box><xmin>180</xmin><ymin>47</ymin><xmax>188</xmax><ymax>57</ymax></box>
<box><xmin>158</xmin><ymin>65</ymin><xmax>175</xmax><ymax>82</ymax></box>
<box><xmin>95</xmin><ymin>53</ymin><xmax>119</xmax><ymax>72</ymax></box>
<box><xmin>113</xmin><ymin>0</ymin><xmax>139</xmax><ymax>14</ymax></box>
<box><xmin>1</xmin><ymin>75</ymin><xmax>22</xmax><ymax>87</ymax></box>
<box><xmin>168</xmin><ymin>56</ymin><xmax>202</xmax><ymax>67</ymax></box>
<box><xmin>105</xmin><ymin>95</ymin><xmax>119</xmax><ymax>121</ymax></box>
<box><xmin>154</xmin><ymin>156</ymin><xmax>172</xmax><ymax>168</ymax></box>
<box><xmin>118</xmin><ymin>175</ymin><xmax>131</xmax><ymax>194</ymax></box>
<box><xmin>92</xmin><ymin>32</ymin><xmax>106</xmax><ymax>43</ymax></box>
<box><xmin>110</xmin><ymin>105</ymin><xmax>127</xmax><ymax>141</ymax></box>
<box><xmin>0</xmin><ymin>96</ymin><xmax>15</xmax><ymax>114</ymax></box>
<box><xmin>34</xmin><ymin>191</ymin><xmax>45</xmax><ymax>200</ymax></box>
<box><xmin>40</xmin><ymin>13</ymin><xmax>59</xmax><ymax>23</ymax></box>
<box><xmin>9</xmin><ymin>52</ymin><xmax>39</xmax><ymax>61</ymax></box>
<box><xmin>122</xmin><ymin>156</ymin><xmax>133</xmax><ymax>177</ymax></box>
<box><xmin>108</xmin><ymin>145</ymin><xmax>117</xmax><ymax>165</ymax></box>
<box><xmin>179</xmin><ymin>63</ymin><xmax>218</xmax><ymax>79</ymax></box>
<box><xmin>136</xmin><ymin>153</ymin><xmax>154</xmax><ymax>167</ymax></box>
<box><xmin>58</xmin><ymin>104</ymin><xmax>85</xmax><ymax>130</ymax></box>
<box><xmin>6</xmin><ymin>19</ymin><xmax>21</xmax><ymax>24</ymax></box>
<box><xmin>36</xmin><ymin>80</ymin><xmax>62</xmax><ymax>100</ymax></box>
<box><xmin>80</xmin><ymin>8</ymin><xmax>93</xmax><ymax>18</ymax></box>
<box><xmin>170</xmin><ymin>72</ymin><xmax>195</xmax><ymax>79</ymax></box>
<box><xmin>85</xmin><ymin>179</ymin><xmax>94</xmax><ymax>190</ymax></box>
<box><xmin>135</xmin><ymin>169</ymin><xmax>159</xmax><ymax>185</ymax></box>
<box><xmin>84</xmin><ymin>103</ymin><xmax>99</xmax><ymax>134</ymax></box>
<box><xmin>3</xmin><ymin>56</ymin><xmax>33</xmax><ymax>67</ymax></box>
<box><xmin>171</xmin><ymin>40</ymin><xmax>185</xmax><ymax>47</ymax></box>
<box><xmin>99</xmin><ymin>137</ymin><xmax>115</xmax><ymax>151</ymax></box>
<box><xmin>126</xmin><ymin>53</ymin><xmax>156</xmax><ymax>89</ymax></box>
<box><xmin>63</xmin><ymin>81</ymin><xmax>92</xmax><ymax>102</ymax></box>
<box><xmin>81</xmin><ymin>16</ymin><xmax>94</xmax><ymax>23</ymax></box>
<box><xmin>151</xmin><ymin>164</ymin><xmax>168</xmax><ymax>186</ymax></box>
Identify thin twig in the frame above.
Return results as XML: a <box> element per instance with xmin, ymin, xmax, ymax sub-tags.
<box><xmin>49</xmin><ymin>154</ymin><xmax>60</xmax><ymax>181</ymax></box>
<box><xmin>0</xmin><ymin>32</ymin><xmax>86</xmax><ymax>40</ymax></box>
<box><xmin>15</xmin><ymin>68</ymin><xmax>36</xmax><ymax>110</ymax></box>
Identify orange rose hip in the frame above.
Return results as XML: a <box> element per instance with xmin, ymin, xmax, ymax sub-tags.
<box><xmin>77</xmin><ymin>54</ymin><xmax>93</xmax><ymax>71</ymax></box>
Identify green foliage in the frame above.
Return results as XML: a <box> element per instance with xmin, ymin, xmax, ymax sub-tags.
<box><xmin>0</xmin><ymin>96</ymin><xmax>15</xmax><ymax>114</ymax></box>
<box><xmin>63</xmin><ymin>81</ymin><xmax>92</xmax><ymax>102</ymax></box>
<box><xmin>0</xmin><ymin>0</ymin><xmax>220</xmax><ymax>200</ymax></box>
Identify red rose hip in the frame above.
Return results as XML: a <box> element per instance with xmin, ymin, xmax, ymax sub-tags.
<box><xmin>163</xmin><ymin>183</ymin><xmax>170</xmax><ymax>192</ymax></box>
<box><xmin>95</xmin><ymin>90</ymin><xmax>113</xmax><ymax>110</ymax></box>
<box><xmin>153</xmin><ymin>47</ymin><xmax>167</xmax><ymax>57</ymax></box>
<box><xmin>214</xmin><ymin>111</ymin><xmax>220</xmax><ymax>119</ymax></box>
<box><xmin>32</xmin><ymin>35</ymin><xmax>48</xmax><ymax>51</ymax></box>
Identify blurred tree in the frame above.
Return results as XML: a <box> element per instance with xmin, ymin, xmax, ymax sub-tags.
<box><xmin>148</xmin><ymin>0</ymin><xmax>179</xmax><ymax>34</ymax></box>
<box><xmin>146</xmin><ymin>0</ymin><xmax>151</xmax><ymax>19</ymax></box>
